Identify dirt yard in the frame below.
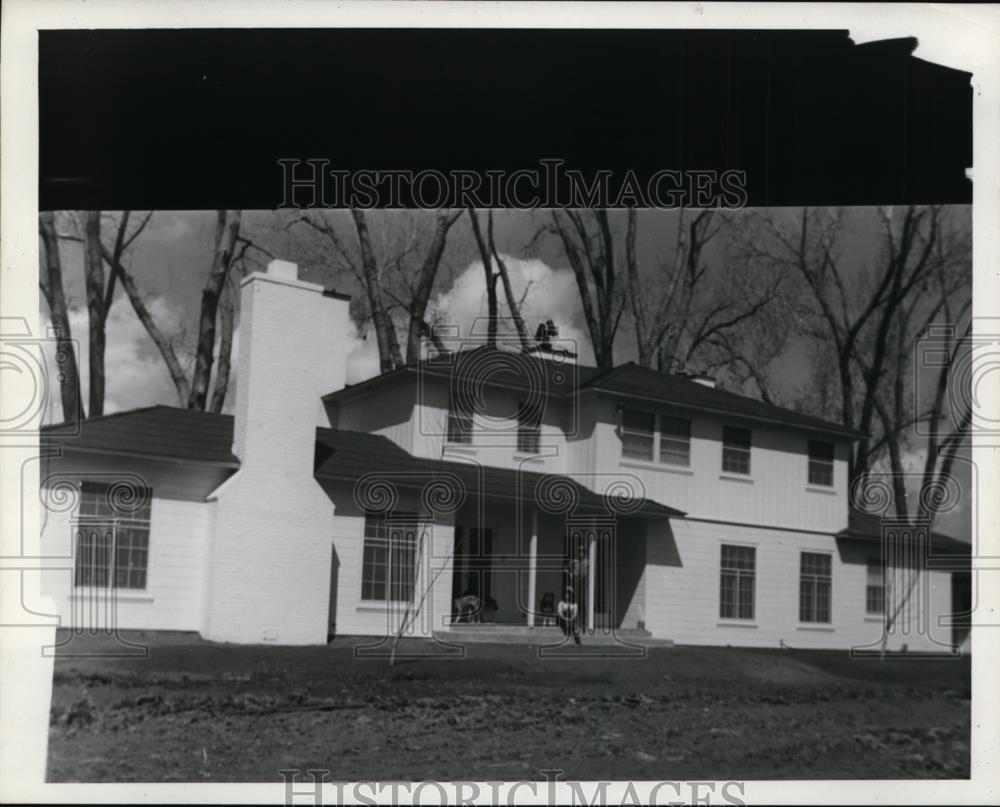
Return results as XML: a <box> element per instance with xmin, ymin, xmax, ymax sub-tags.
<box><xmin>46</xmin><ymin>631</ymin><xmax>970</xmax><ymax>782</ymax></box>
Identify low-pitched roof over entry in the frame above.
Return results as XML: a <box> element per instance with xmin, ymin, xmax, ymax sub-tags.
<box><xmin>324</xmin><ymin>347</ymin><xmax>865</xmax><ymax>440</ymax></box>
<box><xmin>41</xmin><ymin>406</ymin><xmax>682</xmax><ymax>520</ymax></box>
<box><xmin>313</xmin><ymin>427</ymin><xmax>683</xmax><ymax>520</ymax></box>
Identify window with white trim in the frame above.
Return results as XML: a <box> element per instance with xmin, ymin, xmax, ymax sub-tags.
<box><xmin>659</xmin><ymin>415</ymin><xmax>691</xmax><ymax>466</ymax></box>
<box><xmin>799</xmin><ymin>552</ymin><xmax>832</xmax><ymax>623</ymax></box>
<box><xmin>361</xmin><ymin>512</ymin><xmax>420</xmax><ymax>602</ymax></box>
<box><xmin>866</xmin><ymin>558</ymin><xmax>885</xmax><ymax>615</ymax></box>
<box><xmin>621</xmin><ymin>409</ymin><xmax>655</xmax><ymax>461</ymax></box>
<box><xmin>808</xmin><ymin>440</ymin><xmax>835</xmax><ymax>486</ymax></box>
<box><xmin>719</xmin><ymin>544</ymin><xmax>755</xmax><ymax>620</ymax></box>
<box><xmin>73</xmin><ymin>481</ymin><xmax>152</xmax><ymax>590</ymax></box>
<box><xmin>446</xmin><ymin>393</ymin><xmax>473</xmax><ymax>444</ymax></box>
<box><xmin>722</xmin><ymin>426</ymin><xmax>752</xmax><ymax>475</ymax></box>
<box><xmin>517</xmin><ymin>400</ymin><xmax>542</xmax><ymax>454</ymax></box>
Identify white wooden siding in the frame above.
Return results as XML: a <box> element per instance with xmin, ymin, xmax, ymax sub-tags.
<box><xmin>333</xmin><ymin>375</ymin><xmax>418</xmax><ymax>453</ymax></box>
<box><xmin>644</xmin><ymin>518</ymin><xmax>954</xmax><ymax>651</ymax></box>
<box><xmin>39</xmin><ymin>452</ymin><xmax>229</xmax><ymax>633</ymax></box>
<box><xmin>581</xmin><ymin>395</ymin><xmax>850</xmax><ymax>534</ymax></box>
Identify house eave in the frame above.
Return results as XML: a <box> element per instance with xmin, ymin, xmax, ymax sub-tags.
<box><xmin>584</xmin><ymin>386</ymin><xmax>868</xmax><ymax>441</ymax></box>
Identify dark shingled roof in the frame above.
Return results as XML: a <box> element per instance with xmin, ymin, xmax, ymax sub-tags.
<box><xmin>325</xmin><ymin>347</ymin><xmax>864</xmax><ymax>440</ymax></box>
<box><xmin>41</xmin><ymin>406</ymin><xmax>682</xmax><ymax>519</ymax></box>
<box><xmin>326</xmin><ymin>345</ymin><xmax>603</xmax><ymax>401</ymax></box>
<box><xmin>41</xmin><ymin>406</ymin><xmax>240</xmax><ymax>466</ymax></box>
<box><xmin>839</xmin><ymin>509</ymin><xmax>971</xmax><ymax>558</ymax></box>
<box><xmin>581</xmin><ymin>363</ymin><xmax>867</xmax><ymax>439</ymax></box>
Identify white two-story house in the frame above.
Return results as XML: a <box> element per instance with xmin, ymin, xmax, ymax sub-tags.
<box><xmin>38</xmin><ymin>260</ymin><xmax>969</xmax><ymax>651</ymax></box>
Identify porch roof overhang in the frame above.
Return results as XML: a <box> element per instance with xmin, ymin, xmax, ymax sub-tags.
<box><xmin>314</xmin><ymin>427</ymin><xmax>683</xmax><ymax>520</ymax></box>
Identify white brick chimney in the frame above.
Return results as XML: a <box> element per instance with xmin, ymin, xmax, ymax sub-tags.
<box><xmin>203</xmin><ymin>260</ymin><xmax>348</xmax><ymax>645</ymax></box>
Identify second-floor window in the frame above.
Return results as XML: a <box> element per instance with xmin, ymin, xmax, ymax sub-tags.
<box><xmin>719</xmin><ymin>544</ymin><xmax>755</xmax><ymax>620</ymax></box>
<box><xmin>517</xmin><ymin>400</ymin><xmax>542</xmax><ymax>454</ymax></box>
<box><xmin>808</xmin><ymin>440</ymin><xmax>835</xmax><ymax>486</ymax></box>
<box><xmin>446</xmin><ymin>394</ymin><xmax>473</xmax><ymax>444</ymax></box>
<box><xmin>621</xmin><ymin>409</ymin><xmax>691</xmax><ymax>465</ymax></box>
<box><xmin>866</xmin><ymin>559</ymin><xmax>885</xmax><ymax>615</ymax></box>
<box><xmin>722</xmin><ymin>426</ymin><xmax>752</xmax><ymax>475</ymax></box>
<box><xmin>659</xmin><ymin>416</ymin><xmax>691</xmax><ymax>466</ymax></box>
<box><xmin>622</xmin><ymin>409</ymin><xmax>655</xmax><ymax>461</ymax></box>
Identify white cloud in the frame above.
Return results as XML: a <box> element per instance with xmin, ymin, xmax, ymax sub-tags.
<box><xmin>430</xmin><ymin>255</ymin><xmax>593</xmax><ymax>363</ymax></box>
<box><xmin>346</xmin><ymin>324</ymin><xmax>380</xmax><ymax>385</ymax></box>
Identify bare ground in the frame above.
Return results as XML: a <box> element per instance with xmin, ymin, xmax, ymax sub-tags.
<box><xmin>46</xmin><ymin>631</ymin><xmax>970</xmax><ymax>782</ymax></box>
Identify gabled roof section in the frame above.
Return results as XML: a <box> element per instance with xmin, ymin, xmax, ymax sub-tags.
<box><xmin>325</xmin><ymin>348</ymin><xmax>863</xmax><ymax>440</ymax></box>
<box><xmin>839</xmin><ymin>509</ymin><xmax>971</xmax><ymax>557</ymax></box>
<box><xmin>581</xmin><ymin>363</ymin><xmax>867</xmax><ymax>440</ymax></box>
<box><xmin>41</xmin><ymin>405</ymin><xmax>240</xmax><ymax>467</ymax></box>
<box><xmin>325</xmin><ymin>345</ymin><xmax>604</xmax><ymax>402</ymax></box>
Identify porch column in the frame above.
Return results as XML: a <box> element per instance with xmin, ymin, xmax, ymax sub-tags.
<box><xmin>587</xmin><ymin>526</ymin><xmax>597</xmax><ymax>633</ymax></box>
<box><xmin>527</xmin><ymin>506</ymin><xmax>538</xmax><ymax>627</ymax></box>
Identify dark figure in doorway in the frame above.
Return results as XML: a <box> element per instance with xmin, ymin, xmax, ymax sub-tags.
<box><xmin>557</xmin><ymin>587</ymin><xmax>581</xmax><ymax>644</ymax></box>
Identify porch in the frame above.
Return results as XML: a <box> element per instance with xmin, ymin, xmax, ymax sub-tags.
<box><xmin>440</xmin><ymin>497</ymin><xmax>661</xmax><ymax>636</ymax></box>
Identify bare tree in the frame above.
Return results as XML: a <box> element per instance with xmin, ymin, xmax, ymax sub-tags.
<box><xmin>38</xmin><ymin>212</ymin><xmax>83</xmax><ymax>422</ymax></box>
<box><xmin>287</xmin><ymin>209</ymin><xmax>464</xmax><ymax>369</ymax></box>
<box><xmin>83</xmin><ymin>212</ymin><xmax>108</xmax><ymax>416</ymax></box>
<box><xmin>467</xmin><ymin>208</ymin><xmax>500</xmax><ymax>348</ymax></box>
<box><xmin>188</xmin><ymin>211</ymin><xmax>242</xmax><ymax>410</ymax></box>
<box><xmin>96</xmin><ymin>214</ymin><xmax>192</xmax><ymax>406</ymax></box>
<box><xmin>403</xmin><ymin>210</ymin><xmax>464</xmax><ymax>359</ymax></box>
<box><xmin>547</xmin><ymin>209</ymin><xmax>627</xmax><ymax>368</ymax></box>
<box><xmin>467</xmin><ymin>209</ymin><xmax>532</xmax><ymax>350</ymax></box>
<box><xmin>750</xmin><ymin>206</ymin><xmax>961</xmax><ymax>492</ymax></box>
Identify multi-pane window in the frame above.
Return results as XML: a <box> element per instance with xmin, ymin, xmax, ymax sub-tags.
<box><xmin>622</xmin><ymin>409</ymin><xmax>655</xmax><ymax>461</ymax></box>
<box><xmin>866</xmin><ymin>559</ymin><xmax>885</xmax><ymax>615</ymax></box>
<box><xmin>808</xmin><ymin>440</ymin><xmax>835</xmax><ymax>486</ymax></box>
<box><xmin>659</xmin><ymin>416</ymin><xmax>691</xmax><ymax>466</ymax></box>
<box><xmin>446</xmin><ymin>393</ymin><xmax>473</xmax><ymax>444</ymax></box>
<box><xmin>799</xmin><ymin>552</ymin><xmax>832</xmax><ymax>623</ymax></box>
<box><xmin>74</xmin><ymin>481</ymin><xmax>152</xmax><ymax>590</ymax></box>
<box><xmin>722</xmin><ymin>426</ymin><xmax>752</xmax><ymax>475</ymax></box>
<box><xmin>719</xmin><ymin>544</ymin><xmax>756</xmax><ymax>620</ymax></box>
<box><xmin>517</xmin><ymin>400</ymin><xmax>542</xmax><ymax>454</ymax></box>
<box><xmin>361</xmin><ymin>512</ymin><xmax>420</xmax><ymax>602</ymax></box>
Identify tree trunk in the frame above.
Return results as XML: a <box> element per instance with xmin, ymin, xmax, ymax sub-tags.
<box><xmin>209</xmin><ymin>274</ymin><xmax>237</xmax><ymax>413</ymax></box>
<box><xmin>624</xmin><ymin>209</ymin><xmax>651</xmax><ymax>366</ymax></box>
<box><xmin>404</xmin><ymin>210</ymin><xmax>461</xmax><ymax>362</ymax></box>
<box><xmin>84</xmin><ymin>211</ymin><xmax>107</xmax><ymax>417</ymax></box>
<box><xmin>104</xmin><ymin>249</ymin><xmax>191</xmax><ymax>405</ymax></box>
<box><xmin>488</xmin><ymin>211</ymin><xmax>532</xmax><ymax>351</ymax></box>
<box><xmin>188</xmin><ymin>211</ymin><xmax>241</xmax><ymax>410</ymax></box>
<box><xmin>467</xmin><ymin>209</ymin><xmax>498</xmax><ymax>347</ymax></box>
<box><xmin>351</xmin><ymin>209</ymin><xmax>404</xmax><ymax>372</ymax></box>
<box><xmin>38</xmin><ymin>212</ymin><xmax>83</xmax><ymax>422</ymax></box>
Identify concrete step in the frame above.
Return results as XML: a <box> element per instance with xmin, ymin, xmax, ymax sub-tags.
<box><xmin>433</xmin><ymin>625</ymin><xmax>673</xmax><ymax>647</ymax></box>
